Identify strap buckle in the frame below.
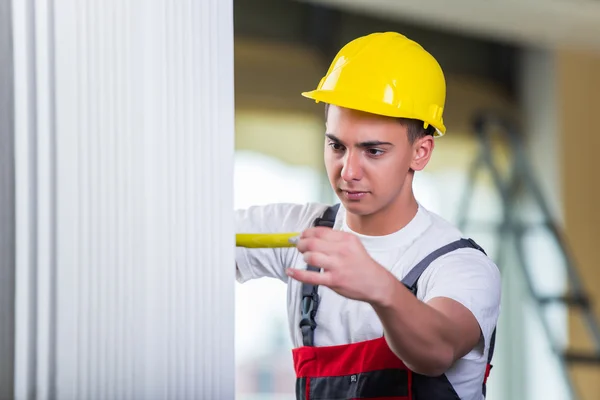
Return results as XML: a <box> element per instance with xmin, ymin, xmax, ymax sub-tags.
<box><xmin>299</xmin><ymin>293</ymin><xmax>319</xmax><ymax>330</ymax></box>
<box><xmin>313</xmin><ymin>217</ymin><xmax>334</xmax><ymax>228</ymax></box>
<box><xmin>403</xmin><ymin>283</ymin><xmax>418</xmax><ymax>296</ymax></box>
<box><xmin>466</xmin><ymin>238</ymin><xmax>487</xmax><ymax>255</ymax></box>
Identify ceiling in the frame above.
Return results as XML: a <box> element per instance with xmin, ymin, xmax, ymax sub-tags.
<box><xmin>298</xmin><ymin>0</ymin><xmax>600</xmax><ymax>53</ymax></box>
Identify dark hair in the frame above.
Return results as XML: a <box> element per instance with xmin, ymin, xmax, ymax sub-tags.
<box><xmin>324</xmin><ymin>103</ymin><xmax>435</xmax><ymax>143</ymax></box>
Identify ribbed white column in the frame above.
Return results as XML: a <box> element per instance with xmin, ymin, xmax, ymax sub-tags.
<box><xmin>0</xmin><ymin>1</ymin><xmax>16</xmax><ymax>398</ymax></box>
<box><xmin>12</xmin><ymin>0</ymin><xmax>235</xmax><ymax>399</ymax></box>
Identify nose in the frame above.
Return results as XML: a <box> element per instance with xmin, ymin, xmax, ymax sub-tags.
<box><xmin>341</xmin><ymin>150</ymin><xmax>363</xmax><ymax>181</ymax></box>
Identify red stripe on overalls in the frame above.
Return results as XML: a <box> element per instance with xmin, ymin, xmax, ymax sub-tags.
<box><xmin>293</xmin><ymin>336</ymin><xmax>407</xmax><ymax>376</ymax></box>
<box><xmin>293</xmin><ymin>336</ymin><xmax>412</xmax><ymax>399</ymax></box>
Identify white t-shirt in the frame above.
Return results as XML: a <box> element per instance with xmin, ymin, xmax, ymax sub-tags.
<box><xmin>235</xmin><ymin>202</ymin><xmax>501</xmax><ymax>400</ymax></box>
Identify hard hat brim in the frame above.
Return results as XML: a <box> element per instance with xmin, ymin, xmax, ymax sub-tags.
<box><xmin>302</xmin><ymin>89</ymin><xmax>446</xmax><ymax>137</ymax></box>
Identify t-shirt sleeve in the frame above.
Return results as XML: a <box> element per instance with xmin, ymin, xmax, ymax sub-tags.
<box><xmin>235</xmin><ymin>202</ymin><xmax>329</xmax><ymax>284</ymax></box>
<box><xmin>417</xmin><ymin>249</ymin><xmax>502</xmax><ymax>353</ymax></box>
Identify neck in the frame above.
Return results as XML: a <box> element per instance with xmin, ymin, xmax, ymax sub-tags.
<box><xmin>345</xmin><ymin>187</ymin><xmax>419</xmax><ymax>236</ymax></box>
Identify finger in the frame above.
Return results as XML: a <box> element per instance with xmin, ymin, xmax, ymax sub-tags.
<box><xmin>302</xmin><ymin>251</ymin><xmax>336</xmax><ymax>270</ymax></box>
<box><xmin>296</xmin><ymin>237</ymin><xmax>339</xmax><ymax>254</ymax></box>
<box><xmin>301</xmin><ymin>226</ymin><xmax>347</xmax><ymax>241</ymax></box>
<box><xmin>286</xmin><ymin>268</ymin><xmax>332</xmax><ymax>287</ymax></box>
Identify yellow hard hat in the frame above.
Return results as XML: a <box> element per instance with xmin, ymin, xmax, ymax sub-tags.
<box><xmin>302</xmin><ymin>32</ymin><xmax>447</xmax><ymax>136</ymax></box>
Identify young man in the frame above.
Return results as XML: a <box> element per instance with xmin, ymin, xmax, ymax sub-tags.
<box><xmin>235</xmin><ymin>32</ymin><xmax>501</xmax><ymax>400</ymax></box>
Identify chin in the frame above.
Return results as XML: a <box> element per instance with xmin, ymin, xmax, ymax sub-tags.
<box><xmin>339</xmin><ymin>199</ymin><xmax>374</xmax><ymax>216</ymax></box>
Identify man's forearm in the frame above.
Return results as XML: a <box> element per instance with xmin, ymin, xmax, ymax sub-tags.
<box><xmin>369</xmin><ymin>274</ymin><xmax>462</xmax><ymax>376</ymax></box>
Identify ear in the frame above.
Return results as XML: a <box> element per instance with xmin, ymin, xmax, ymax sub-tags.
<box><xmin>410</xmin><ymin>135</ymin><xmax>435</xmax><ymax>171</ymax></box>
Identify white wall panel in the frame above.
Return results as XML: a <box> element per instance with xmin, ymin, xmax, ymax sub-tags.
<box><xmin>12</xmin><ymin>0</ymin><xmax>235</xmax><ymax>399</ymax></box>
<box><xmin>0</xmin><ymin>0</ymin><xmax>16</xmax><ymax>398</ymax></box>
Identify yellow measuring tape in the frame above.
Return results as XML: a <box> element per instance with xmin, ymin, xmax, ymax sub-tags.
<box><xmin>236</xmin><ymin>233</ymin><xmax>300</xmax><ymax>248</ymax></box>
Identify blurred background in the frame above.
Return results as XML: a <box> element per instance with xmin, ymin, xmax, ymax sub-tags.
<box><xmin>232</xmin><ymin>0</ymin><xmax>600</xmax><ymax>399</ymax></box>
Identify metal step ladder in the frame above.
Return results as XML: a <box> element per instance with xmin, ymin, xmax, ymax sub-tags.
<box><xmin>455</xmin><ymin>112</ymin><xmax>600</xmax><ymax>400</ymax></box>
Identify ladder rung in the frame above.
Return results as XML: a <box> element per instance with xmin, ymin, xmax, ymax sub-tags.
<box><xmin>563</xmin><ymin>351</ymin><xmax>600</xmax><ymax>365</ymax></box>
<box><xmin>538</xmin><ymin>295</ymin><xmax>590</xmax><ymax>308</ymax></box>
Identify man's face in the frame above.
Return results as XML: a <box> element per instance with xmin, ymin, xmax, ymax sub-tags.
<box><xmin>324</xmin><ymin>105</ymin><xmax>432</xmax><ymax>217</ymax></box>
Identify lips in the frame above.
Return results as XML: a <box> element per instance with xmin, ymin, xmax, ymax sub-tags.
<box><xmin>341</xmin><ymin>190</ymin><xmax>369</xmax><ymax>200</ymax></box>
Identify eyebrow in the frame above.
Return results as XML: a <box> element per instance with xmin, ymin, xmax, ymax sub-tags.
<box><xmin>325</xmin><ymin>133</ymin><xmax>394</xmax><ymax>148</ymax></box>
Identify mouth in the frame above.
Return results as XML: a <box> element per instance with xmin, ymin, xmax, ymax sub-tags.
<box><xmin>340</xmin><ymin>190</ymin><xmax>369</xmax><ymax>201</ymax></box>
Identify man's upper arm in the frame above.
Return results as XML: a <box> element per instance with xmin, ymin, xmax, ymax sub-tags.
<box><xmin>426</xmin><ymin>297</ymin><xmax>483</xmax><ymax>360</ymax></box>
<box><xmin>420</xmin><ymin>249</ymin><xmax>501</xmax><ymax>357</ymax></box>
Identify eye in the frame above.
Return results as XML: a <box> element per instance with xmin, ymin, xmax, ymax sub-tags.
<box><xmin>367</xmin><ymin>148</ymin><xmax>384</xmax><ymax>156</ymax></box>
<box><xmin>328</xmin><ymin>142</ymin><xmax>345</xmax><ymax>152</ymax></box>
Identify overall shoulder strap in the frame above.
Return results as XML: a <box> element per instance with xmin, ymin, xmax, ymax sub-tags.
<box><xmin>299</xmin><ymin>204</ymin><xmax>340</xmax><ymax>347</ymax></box>
<box><xmin>483</xmin><ymin>327</ymin><xmax>497</xmax><ymax>397</ymax></box>
<box><xmin>400</xmin><ymin>238</ymin><xmax>487</xmax><ymax>293</ymax></box>
<box><xmin>399</xmin><ymin>237</ymin><xmax>496</xmax><ymax>397</ymax></box>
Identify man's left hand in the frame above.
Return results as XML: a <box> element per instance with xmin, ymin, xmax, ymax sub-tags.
<box><xmin>286</xmin><ymin>226</ymin><xmax>393</xmax><ymax>304</ymax></box>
